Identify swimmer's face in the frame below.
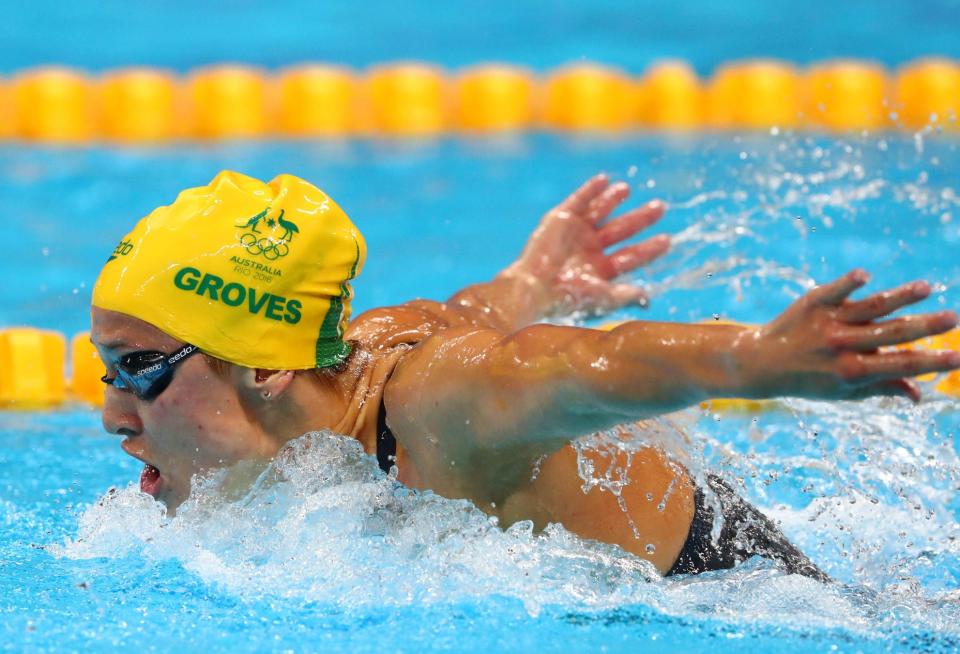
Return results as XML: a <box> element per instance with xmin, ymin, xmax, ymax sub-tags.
<box><xmin>91</xmin><ymin>307</ymin><xmax>274</xmax><ymax>510</ymax></box>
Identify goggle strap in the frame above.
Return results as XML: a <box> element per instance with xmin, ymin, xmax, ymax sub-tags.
<box><xmin>166</xmin><ymin>344</ymin><xmax>199</xmax><ymax>367</ymax></box>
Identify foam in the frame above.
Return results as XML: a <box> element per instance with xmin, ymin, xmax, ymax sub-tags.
<box><xmin>48</xmin><ymin>425</ymin><xmax>956</xmax><ymax>634</ymax></box>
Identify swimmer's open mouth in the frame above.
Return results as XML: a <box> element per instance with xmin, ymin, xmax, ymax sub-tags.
<box><xmin>139</xmin><ymin>464</ymin><xmax>162</xmax><ymax>497</ymax></box>
<box><xmin>121</xmin><ymin>438</ymin><xmax>164</xmax><ymax>498</ymax></box>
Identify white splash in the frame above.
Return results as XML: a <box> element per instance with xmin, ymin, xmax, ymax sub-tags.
<box><xmin>50</xmin><ymin>420</ymin><xmax>960</xmax><ymax>636</ymax></box>
<box><xmin>54</xmin><ymin>432</ymin><xmax>663</xmax><ymax>616</ymax></box>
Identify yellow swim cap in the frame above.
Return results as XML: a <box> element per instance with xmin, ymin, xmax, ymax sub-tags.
<box><xmin>92</xmin><ymin>170</ymin><xmax>366</xmax><ymax>369</ymax></box>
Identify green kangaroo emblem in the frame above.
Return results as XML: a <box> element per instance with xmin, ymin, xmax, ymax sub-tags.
<box><xmin>236</xmin><ymin>208</ymin><xmax>269</xmax><ymax>234</ymax></box>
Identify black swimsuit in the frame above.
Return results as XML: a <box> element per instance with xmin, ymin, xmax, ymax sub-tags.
<box><xmin>376</xmin><ymin>403</ymin><xmax>397</xmax><ymax>474</ymax></box>
<box><xmin>667</xmin><ymin>474</ymin><xmax>830</xmax><ymax>582</ymax></box>
<box><xmin>374</xmin><ymin>404</ymin><xmax>827</xmax><ymax>582</ymax></box>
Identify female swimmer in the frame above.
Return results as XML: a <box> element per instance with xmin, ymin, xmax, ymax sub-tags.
<box><xmin>91</xmin><ymin>171</ymin><xmax>960</xmax><ymax>579</ymax></box>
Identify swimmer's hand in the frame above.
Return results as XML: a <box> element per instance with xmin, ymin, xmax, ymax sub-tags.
<box><xmin>501</xmin><ymin>174</ymin><xmax>670</xmax><ymax>316</ymax></box>
<box><xmin>448</xmin><ymin>174</ymin><xmax>669</xmax><ymax>330</ymax></box>
<box><xmin>747</xmin><ymin>270</ymin><xmax>960</xmax><ymax>402</ymax></box>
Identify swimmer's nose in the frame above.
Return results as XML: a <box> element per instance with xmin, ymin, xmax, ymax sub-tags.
<box><xmin>101</xmin><ymin>388</ymin><xmax>142</xmax><ymax>437</ymax></box>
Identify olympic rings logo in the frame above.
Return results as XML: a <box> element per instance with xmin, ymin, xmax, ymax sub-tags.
<box><xmin>239</xmin><ymin>232</ymin><xmax>290</xmax><ymax>260</ymax></box>
<box><xmin>235</xmin><ymin>208</ymin><xmax>300</xmax><ymax>261</ymax></box>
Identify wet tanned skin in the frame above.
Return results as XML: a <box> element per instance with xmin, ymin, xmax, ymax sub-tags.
<box><xmin>495</xmin><ymin>444</ymin><xmax>696</xmax><ymax>571</ymax></box>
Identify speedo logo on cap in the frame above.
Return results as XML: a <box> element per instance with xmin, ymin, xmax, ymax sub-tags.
<box><xmin>106</xmin><ymin>238</ymin><xmax>133</xmax><ymax>262</ymax></box>
<box><xmin>173</xmin><ymin>267</ymin><xmax>301</xmax><ymax>324</ymax></box>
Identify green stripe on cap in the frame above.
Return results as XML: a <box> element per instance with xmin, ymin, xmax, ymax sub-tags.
<box><xmin>315</xmin><ymin>236</ymin><xmax>361</xmax><ymax>368</ymax></box>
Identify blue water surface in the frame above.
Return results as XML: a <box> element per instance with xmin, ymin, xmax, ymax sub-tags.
<box><xmin>1</xmin><ymin>0</ymin><xmax>959</xmax><ymax>74</ymax></box>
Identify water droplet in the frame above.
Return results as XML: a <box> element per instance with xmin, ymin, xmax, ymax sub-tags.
<box><xmin>645</xmin><ymin>543</ymin><xmax>656</xmax><ymax>554</ymax></box>
<box><xmin>645</xmin><ymin>492</ymin><xmax>654</xmax><ymax>502</ymax></box>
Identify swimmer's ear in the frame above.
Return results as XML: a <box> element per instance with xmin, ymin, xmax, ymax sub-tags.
<box><xmin>240</xmin><ymin>368</ymin><xmax>296</xmax><ymax>401</ymax></box>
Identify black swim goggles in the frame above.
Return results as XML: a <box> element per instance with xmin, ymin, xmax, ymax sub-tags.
<box><xmin>100</xmin><ymin>344</ymin><xmax>200</xmax><ymax>401</ymax></box>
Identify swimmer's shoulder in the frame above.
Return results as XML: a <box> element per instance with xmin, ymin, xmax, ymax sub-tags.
<box><xmin>346</xmin><ymin>299</ymin><xmax>491</xmax><ymax>351</ymax></box>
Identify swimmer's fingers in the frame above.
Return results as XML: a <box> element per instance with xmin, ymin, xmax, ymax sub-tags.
<box><xmin>607</xmin><ymin>235</ymin><xmax>672</xmax><ymax>276</ymax></box>
<box><xmin>558</xmin><ymin>174</ymin><xmax>610</xmax><ymax>215</ymax></box>
<box><xmin>848</xmin><ymin>378</ymin><xmax>921</xmax><ymax>403</ymax></box>
<box><xmin>560</xmin><ymin>276</ymin><xmax>647</xmax><ymax>312</ymax></box>
<box><xmin>806</xmin><ymin>269</ymin><xmax>871</xmax><ymax>307</ymax></box>
<box><xmin>607</xmin><ymin>282</ymin><xmax>650</xmax><ymax>310</ymax></box>
<box><xmin>832</xmin><ymin>311</ymin><xmax>959</xmax><ymax>351</ymax></box>
<box><xmin>586</xmin><ymin>181</ymin><xmax>630</xmax><ymax>224</ymax></box>
<box><xmin>845</xmin><ymin>349</ymin><xmax>960</xmax><ymax>384</ymax></box>
<box><xmin>597</xmin><ymin>200</ymin><xmax>666</xmax><ymax>247</ymax></box>
<box><xmin>839</xmin><ymin>281</ymin><xmax>932</xmax><ymax>323</ymax></box>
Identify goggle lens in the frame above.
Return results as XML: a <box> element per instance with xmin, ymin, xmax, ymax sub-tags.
<box><xmin>101</xmin><ymin>344</ymin><xmax>199</xmax><ymax>401</ymax></box>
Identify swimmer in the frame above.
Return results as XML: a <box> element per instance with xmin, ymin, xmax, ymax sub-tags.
<box><xmin>91</xmin><ymin>171</ymin><xmax>960</xmax><ymax>580</ymax></box>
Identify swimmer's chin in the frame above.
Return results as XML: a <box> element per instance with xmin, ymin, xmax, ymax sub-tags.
<box><xmin>157</xmin><ymin>459</ymin><xmax>272</xmax><ymax>516</ymax></box>
<box><xmin>139</xmin><ymin>470</ymin><xmax>189</xmax><ymax>514</ymax></box>
<box><xmin>151</xmin><ymin>486</ymin><xmax>188</xmax><ymax>516</ymax></box>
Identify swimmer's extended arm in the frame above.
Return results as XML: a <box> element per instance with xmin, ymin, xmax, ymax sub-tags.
<box><xmin>447</xmin><ymin>175</ymin><xmax>671</xmax><ymax>331</ymax></box>
<box><xmin>386</xmin><ymin>270</ymin><xmax>960</xmax><ymax>500</ymax></box>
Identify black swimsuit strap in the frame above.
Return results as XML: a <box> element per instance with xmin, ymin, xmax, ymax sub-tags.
<box><xmin>375</xmin><ymin>402</ymin><xmax>397</xmax><ymax>473</ymax></box>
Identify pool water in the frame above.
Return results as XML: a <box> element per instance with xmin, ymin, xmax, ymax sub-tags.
<box><xmin>2</xmin><ymin>131</ymin><xmax>960</xmax><ymax>652</ymax></box>
<box><xmin>3</xmin><ymin>0</ymin><xmax>960</xmax><ymax>74</ymax></box>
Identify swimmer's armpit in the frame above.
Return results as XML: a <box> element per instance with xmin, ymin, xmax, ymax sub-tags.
<box><xmin>448</xmin><ymin>174</ymin><xmax>671</xmax><ymax>331</ymax></box>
